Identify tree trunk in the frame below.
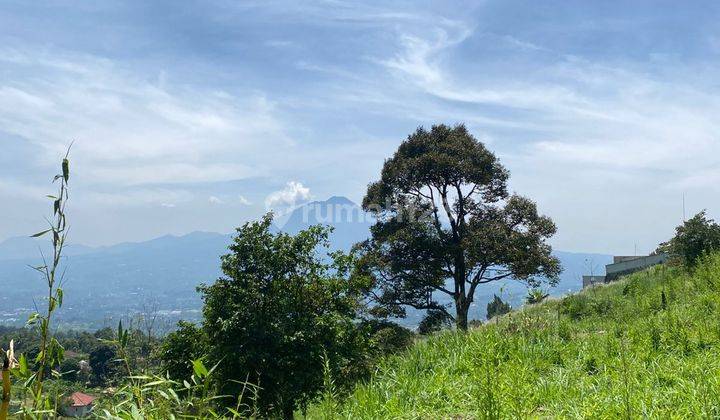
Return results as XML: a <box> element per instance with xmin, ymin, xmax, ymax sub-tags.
<box><xmin>282</xmin><ymin>404</ymin><xmax>294</xmax><ymax>420</ymax></box>
<box><xmin>453</xmin><ymin>231</ymin><xmax>468</xmax><ymax>331</ymax></box>
<box><xmin>456</xmin><ymin>299</ymin><xmax>469</xmax><ymax>331</ymax></box>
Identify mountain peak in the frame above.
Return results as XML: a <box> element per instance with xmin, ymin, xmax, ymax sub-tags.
<box><xmin>324</xmin><ymin>196</ymin><xmax>356</xmax><ymax>206</ymax></box>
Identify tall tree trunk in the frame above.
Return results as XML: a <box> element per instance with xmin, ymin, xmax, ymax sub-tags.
<box><xmin>455</xmin><ymin>244</ymin><xmax>468</xmax><ymax>331</ymax></box>
<box><xmin>456</xmin><ymin>298</ymin><xmax>469</xmax><ymax>331</ymax></box>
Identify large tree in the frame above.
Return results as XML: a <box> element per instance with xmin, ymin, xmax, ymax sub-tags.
<box><xmin>199</xmin><ymin>214</ymin><xmax>369</xmax><ymax>418</ymax></box>
<box><xmin>358</xmin><ymin>124</ymin><xmax>561</xmax><ymax>330</ymax></box>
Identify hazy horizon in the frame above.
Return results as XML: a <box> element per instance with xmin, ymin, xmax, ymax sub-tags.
<box><xmin>3</xmin><ymin>1</ymin><xmax>719</xmax><ymax>254</ymax></box>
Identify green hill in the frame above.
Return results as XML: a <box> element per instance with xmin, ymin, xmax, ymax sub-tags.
<box><xmin>309</xmin><ymin>254</ymin><xmax>720</xmax><ymax>419</ymax></box>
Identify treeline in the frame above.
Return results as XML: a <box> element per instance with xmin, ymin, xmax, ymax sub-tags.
<box><xmin>0</xmin><ymin>325</ymin><xmax>160</xmax><ymax>385</ymax></box>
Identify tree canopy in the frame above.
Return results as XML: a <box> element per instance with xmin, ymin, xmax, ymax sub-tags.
<box><xmin>358</xmin><ymin>124</ymin><xmax>561</xmax><ymax>330</ymax></box>
<box><xmin>158</xmin><ymin>321</ymin><xmax>206</xmax><ymax>382</ymax></box>
<box><xmin>658</xmin><ymin>210</ymin><xmax>720</xmax><ymax>267</ymax></box>
<box><xmin>198</xmin><ymin>214</ymin><xmax>369</xmax><ymax>418</ymax></box>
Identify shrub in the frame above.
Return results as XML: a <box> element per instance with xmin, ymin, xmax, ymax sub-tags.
<box><xmin>89</xmin><ymin>344</ymin><xmax>118</xmax><ymax>384</ymax></box>
<box><xmin>526</xmin><ymin>288</ymin><xmax>550</xmax><ymax>304</ymax></box>
<box><xmin>591</xmin><ymin>296</ymin><xmax>615</xmax><ymax>317</ymax></box>
<box><xmin>418</xmin><ymin>310</ymin><xmax>453</xmax><ymax>335</ymax></box>
<box><xmin>58</xmin><ymin>357</ymin><xmax>81</xmax><ymax>382</ymax></box>
<box><xmin>560</xmin><ymin>294</ymin><xmax>592</xmax><ymax>320</ymax></box>
<box><xmin>158</xmin><ymin>321</ymin><xmax>206</xmax><ymax>382</ymax></box>
<box><xmin>486</xmin><ymin>295</ymin><xmax>512</xmax><ymax>320</ymax></box>
<box><xmin>364</xmin><ymin>320</ymin><xmax>415</xmax><ymax>355</ymax></box>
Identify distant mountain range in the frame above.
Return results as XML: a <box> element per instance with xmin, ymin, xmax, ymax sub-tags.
<box><xmin>0</xmin><ymin>196</ymin><xmax>612</xmax><ymax>330</ymax></box>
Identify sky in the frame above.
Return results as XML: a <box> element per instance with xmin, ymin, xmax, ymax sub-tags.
<box><xmin>2</xmin><ymin>0</ymin><xmax>720</xmax><ymax>254</ymax></box>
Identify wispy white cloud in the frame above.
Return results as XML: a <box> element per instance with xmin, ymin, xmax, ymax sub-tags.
<box><xmin>208</xmin><ymin>195</ymin><xmax>224</xmax><ymax>205</ymax></box>
<box><xmin>379</xmin><ymin>26</ymin><xmax>605</xmax><ymax>117</ymax></box>
<box><xmin>82</xmin><ymin>188</ymin><xmax>195</xmax><ymax>208</ymax></box>
<box><xmin>0</xmin><ymin>48</ymin><xmax>289</xmax><ymax>188</ymax></box>
<box><xmin>381</xmin><ymin>20</ymin><xmax>472</xmax><ymax>86</ymax></box>
<box><xmin>378</xmin><ymin>22</ymin><xmax>720</xmax><ymax>181</ymax></box>
<box><xmin>3</xmin><ymin>0</ymin><xmax>720</xmax><ymax>252</ymax></box>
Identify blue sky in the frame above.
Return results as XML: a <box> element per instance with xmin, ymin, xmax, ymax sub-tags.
<box><xmin>2</xmin><ymin>0</ymin><xmax>720</xmax><ymax>254</ymax></box>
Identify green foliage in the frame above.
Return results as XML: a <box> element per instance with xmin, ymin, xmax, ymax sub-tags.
<box><xmin>57</xmin><ymin>357</ymin><xmax>80</xmax><ymax>382</ymax></box>
<box><xmin>363</xmin><ymin>320</ymin><xmax>415</xmax><ymax>356</ymax></box>
<box><xmin>559</xmin><ymin>294</ymin><xmax>592</xmax><ymax>320</ymax></box>
<box><xmin>359</xmin><ymin>124</ymin><xmax>561</xmax><ymax>330</ymax></box>
<box><xmin>111</xmin><ymin>320</ymin><xmax>134</xmax><ymax>378</ymax></box>
<box><xmin>197</xmin><ymin>214</ymin><xmax>371</xmax><ymax>418</ymax></box>
<box><xmin>96</xmin><ymin>358</ymin><xmax>257</xmax><ymax>419</ymax></box>
<box><xmin>0</xmin><ymin>146</ymin><xmax>76</xmax><ymax>418</ymax></box>
<box><xmin>525</xmin><ymin>288</ymin><xmax>549</xmax><ymax>305</ymax></box>
<box><xmin>26</xmin><ymin>146</ymin><xmax>72</xmax><ymax>410</ymax></box>
<box><xmin>559</xmin><ymin>293</ymin><xmax>616</xmax><ymax>320</ymax></box>
<box><xmin>659</xmin><ymin>210</ymin><xmax>720</xmax><ymax>267</ymax></box>
<box><xmin>310</xmin><ymin>255</ymin><xmax>720</xmax><ymax>418</ymax></box>
<box><xmin>486</xmin><ymin>294</ymin><xmax>511</xmax><ymax>320</ymax></box>
<box><xmin>417</xmin><ymin>309</ymin><xmax>453</xmax><ymax>335</ymax></box>
<box><xmin>158</xmin><ymin>321</ymin><xmax>207</xmax><ymax>382</ymax></box>
<box><xmin>89</xmin><ymin>344</ymin><xmax>118</xmax><ymax>384</ymax></box>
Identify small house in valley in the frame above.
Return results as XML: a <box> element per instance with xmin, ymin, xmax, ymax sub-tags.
<box><xmin>62</xmin><ymin>392</ymin><xmax>96</xmax><ymax>417</ymax></box>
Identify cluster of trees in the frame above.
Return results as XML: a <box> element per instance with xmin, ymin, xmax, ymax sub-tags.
<box><xmin>0</xmin><ymin>325</ymin><xmax>161</xmax><ymax>387</ymax></box>
<box><xmin>155</xmin><ymin>124</ymin><xmax>562</xmax><ymax>417</ymax></box>
<box><xmin>2</xmin><ymin>124</ymin><xmax>562</xmax><ymax>418</ymax></box>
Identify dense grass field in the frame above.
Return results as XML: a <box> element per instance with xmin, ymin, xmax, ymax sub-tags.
<box><xmin>308</xmin><ymin>254</ymin><xmax>720</xmax><ymax>419</ymax></box>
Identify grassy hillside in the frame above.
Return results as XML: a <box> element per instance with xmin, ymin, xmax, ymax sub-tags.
<box><xmin>310</xmin><ymin>254</ymin><xmax>720</xmax><ymax>419</ymax></box>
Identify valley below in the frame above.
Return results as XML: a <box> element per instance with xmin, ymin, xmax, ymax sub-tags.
<box><xmin>0</xmin><ymin>197</ymin><xmax>611</xmax><ymax>331</ymax></box>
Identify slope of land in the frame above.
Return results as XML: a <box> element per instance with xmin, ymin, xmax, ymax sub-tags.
<box><xmin>310</xmin><ymin>255</ymin><xmax>720</xmax><ymax>418</ymax></box>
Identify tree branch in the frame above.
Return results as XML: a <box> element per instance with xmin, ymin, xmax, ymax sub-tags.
<box><xmin>463</xmin><ymin>184</ymin><xmax>478</xmax><ymax>201</ymax></box>
<box><xmin>439</xmin><ymin>185</ymin><xmax>458</xmax><ymax>238</ymax></box>
<box><xmin>455</xmin><ymin>183</ymin><xmax>466</xmax><ymax>231</ymax></box>
<box><xmin>427</xmin><ymin>186</ymin><xmax>456</xmax><ymax>277</ymax></box>
<box><xmin>476</xmin><ymin>272</ymin><xmax>514</xmax><ymax>284</ymax></box>
<box><xmin>435</xmin><ymin>284</ymin><xmax>455</xmax><ymax>297</ymax></box>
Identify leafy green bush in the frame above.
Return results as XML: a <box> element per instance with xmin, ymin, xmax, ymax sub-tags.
<box><xmin>486</xmin><ymin>295</ymin><xmax>511</xmax><ymax>320</ymax></box>
<box><xmin>88</xmin><ymin>344</ymin><xmax>118</xmax><ymax>384</ymax></box>
<box><xmin>418</xmin><ymin>309</ymin><xmax>453</xmax><ymax>335</ymax></box>
<box><xmin>157</xmin><ymin>321</ymin><xmax>206</xmax><ymax>382</ymax></box>
<box><xmin>525</xmin><ymin>288</ymin><xmax>549</xmax><ymax>304</ymax></box>
<box><xmin>560</xmin><ymin>294</ymin><xmax>592</xmax><ymax>320</ymax></box>
<box><xmin>560</xmin><ymin>293</ymin><xmax>616</xmax><ymax>320</ymax></box>
<box><xmin>364</xmin><ymin>320</ymin><xmax>415</xmax><ymax>355</ymax></box>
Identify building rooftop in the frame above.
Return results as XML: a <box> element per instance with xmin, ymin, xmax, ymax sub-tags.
<box><xmin>70</xmin><ymin>392</ymin><xmax>96</xmax><ymax>407</ymax></box>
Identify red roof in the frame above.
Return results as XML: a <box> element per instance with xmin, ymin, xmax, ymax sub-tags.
<box><xmin>70</xmin><ymin>392</ymin><xmax>96</xmax><ymax>407</ymax></box>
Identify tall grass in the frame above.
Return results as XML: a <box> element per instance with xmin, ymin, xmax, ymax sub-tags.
<box><xmin>308</xmin><ymin>254</ymin><xmax>720</xmax><ymax>418</ymax></box>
